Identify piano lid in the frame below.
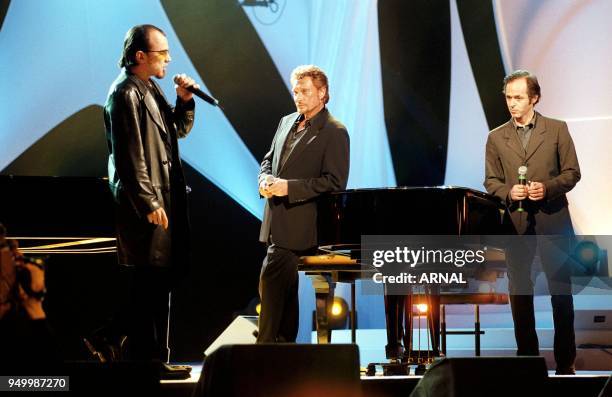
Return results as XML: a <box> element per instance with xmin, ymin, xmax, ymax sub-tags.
<box><xmin>317</xmin><ymin>186</ymin><xmax>508</xmax><ymax>248</ymax></box>
<box><xmin>0</xmin><ymin>175</ymin><xmax>117</xmax><ymax>254</ymax></box>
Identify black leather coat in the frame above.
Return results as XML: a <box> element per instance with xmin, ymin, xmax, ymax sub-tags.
<box><xmin>104</xmin><ymin>70</ymin><xmax>195</xmax><ymax>269</ymax></box>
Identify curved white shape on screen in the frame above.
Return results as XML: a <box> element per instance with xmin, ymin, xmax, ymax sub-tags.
<box><xmin>445</xmin><ymin>0</ymin><xmax>491</xmax><ymax>191</ymax></box>
<box><xmin>0</xmin><ymin>0</ymin><xmax>263</xmax><ymax>219</ymax></box>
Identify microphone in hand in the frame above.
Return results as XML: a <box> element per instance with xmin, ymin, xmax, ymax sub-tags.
<box><xmin>517</xmin><ymin>165</ymin><xmax>528</xmax><ymax>212</ymax></box>
<box><xmin>264</xmin><ymin>174</ymin><xmax>276</xmax><ymax>187</ymax></box>
<box><xmin>173</xmin><ymin>74</ymin><xmax>221</xmax><ymax>108</ymax></box>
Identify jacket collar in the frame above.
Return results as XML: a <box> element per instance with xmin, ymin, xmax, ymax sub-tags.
<box><xmin>277</xmin><ymin>107</ymin><xmax>329</xmax><ymax>174</ymax></box>
<box><xmin>124</xmin><ymin>69</ymin><xmax>168</xmax><ymax>135</ymax></box>
<box><xmin>502</xmin><ymin>111</ymin><xmax>546</xmax><ymax>161</ymax></box>
<box><xmin>524</xmin><ymin>112</ymin><xmax>546</xmax><ymax>161</ymax></box>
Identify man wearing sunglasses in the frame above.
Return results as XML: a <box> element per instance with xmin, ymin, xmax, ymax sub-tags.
<box><xmin>96</xmin><ymin>24</ymin><xmax>197</xmax><ymax>374</ymax></box>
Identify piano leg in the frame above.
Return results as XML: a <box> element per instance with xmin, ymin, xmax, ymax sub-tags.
<box><xmin>403</xmin><ymin>292</ymin><xmax>413</xmax><ymax>359</ymax></box>
<box><xmin>308</xmin><ymin>274</ymin><xmax>336</xmax><ymax>344</ymax></box>
<box><xmin>384</xmin><ymin>294</ymin><xmax>405</xmax><ymax>360</ymax></box>
<box><xmin>403</xmin><ymin>287</ymin><xmax>441</xmax><ymax>363</ymax></box>
<box><xmin>441</xmin><ymin>304</ymin><xmax>446</xmax><ymax>356</ymax></box>
<box><xmin>426</xmin><ymin>290</ymin><xmax>441</xmax><ymax>356</ymax></box>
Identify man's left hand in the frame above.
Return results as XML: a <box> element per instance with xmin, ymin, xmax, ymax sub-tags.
<box><xmin>527</xmin><ymin>181</ymin><xmax>546</xmax><ymax>201</ymax></box>
<box><xmin>268</xmin><ymin>178</ymin><xmax>288</xmax><ymax>197</ymax></box>
<box><xmin>174</xmin><ymin>73</ymin><xmax>199</xmax><ymax>103</ymax></box>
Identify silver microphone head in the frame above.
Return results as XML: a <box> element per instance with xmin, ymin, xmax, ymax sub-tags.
<box><xmin>265</xmin><ymin>175</ymin><xmax>276</xmax><ymax>185</ymax></box>
<box><xmin>518</xmin><ymin>165</ymin><xmax>528</xmax><ymax>176</ymax></box>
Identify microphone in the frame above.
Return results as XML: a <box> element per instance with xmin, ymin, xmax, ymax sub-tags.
<box><xmin>264</xmin><ymin>175</ymin><xmax>276</xmax><ymax>187</ymax></box>
<box><xmin>517</xmin><ymin>165</ymin><xmax>528</xmax><ymax>212</ymax></box>
<box><xmin>173</xmin><ymin>75</ymin><xmax>220</xmax><ymax>107</ymax></box>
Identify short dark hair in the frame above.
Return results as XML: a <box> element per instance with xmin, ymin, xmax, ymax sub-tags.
<box><xmin>503</xmin><ymin>70</ymin><xmax>541</xmax><ymax>104</ymax></box>
<box><xmin>118</xmin><ymin>24</ymin><xmax>166</xmax><ymax>69</ymax></box>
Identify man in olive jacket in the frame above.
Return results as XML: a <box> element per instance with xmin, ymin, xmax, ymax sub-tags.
<box><xmin>102</xmin><ymin>24</ymin><xmax>197</xmax><ymax>362</ymax></box>
<box><xmin>484</xmin><ymin>70</ymin><xmax>580</xmax><ymax>374</ymax></box>
<box><xmin>257</xmin><ymin>65</ymin><xmax>350</xmax><ymax>343</ymax></box>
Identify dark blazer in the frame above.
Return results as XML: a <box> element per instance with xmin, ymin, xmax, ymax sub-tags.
<box><xmin>484</xmin><ymin>112</ymin><xmax>580</xmax><ymax>235</ymax></box>
<box><xmin>104</xmin><ymin>70</ymin><xmax>195</xmax><ymax>268</ymax></box>
<box><xmin>259</xmin><ymin>108</ymin><xmax>350</xmax><ymax>251</ymax></box>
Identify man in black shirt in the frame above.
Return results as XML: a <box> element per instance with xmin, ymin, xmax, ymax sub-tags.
<box><xmin>257</xmin><ymin>65</ymin><xmax>350</xmax><ymax>342</ymax></box>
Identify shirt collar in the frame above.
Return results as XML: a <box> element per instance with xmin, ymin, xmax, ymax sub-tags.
<box><xmin>513</xmin><ymin>111</ymin><xmax>537</xmax><ymax>130</ymax></box>
<box><xmin>303</xmin><ymin>106</ymin><xmax>328</xmax><ymax>130</ymax></box>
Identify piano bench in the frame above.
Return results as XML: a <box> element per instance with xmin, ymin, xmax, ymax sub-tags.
<box><xmin>438</xmin><ymin>293</ymin><xmax>509</xmax><ymax>357</ymax></box>
<box><xmin>300</xmin><ymin>254</ymin><xmax>357</xmax><ymax>265</ymax></box>
<box><xmin>298</xmin><ymin>254</ymin><xmax>361</xmax><ymax>344</ymax></box>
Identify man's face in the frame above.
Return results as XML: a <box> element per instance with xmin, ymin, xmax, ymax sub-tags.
<box><xmin>505</xmin><ymin>78</ymin><xmax>537</xmax><ymax>123</ymax></box>
<box><xmin>143</xmin><ymin>30</ymin><xmax>171</xmax><ymax>79</ymax></box>
<box><xmin>292</xmin><ymin>76</ymin><xmax>325</xmax><ymax>117</ymax></box>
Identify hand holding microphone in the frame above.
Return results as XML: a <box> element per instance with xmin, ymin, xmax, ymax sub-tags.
<box><xmin>259</xmin><ymin>175</ymin><xmax>289</xmax><ymax>198</ymax></box>
<box><xmin>512</xmin><ymin>165</ymin><xmax>528</xmax><ymax>212</ymax></box>
<box><xmin>173</xmin><ymin>74</ymin><xmax>199</xmax><ymax>103</ymax></box>
<box><xmin>173</xmin><ymin>74</ymin><xmax>221</xmax><ymax>107</ymax></box>
<box><xmin>259</xmin><ymin>175</ymin><xmax>276</xmax><ymax>198</ymax></box>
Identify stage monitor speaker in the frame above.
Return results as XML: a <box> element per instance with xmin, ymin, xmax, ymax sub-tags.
<box><xmin>204</xmin><ymin>315</ymin><xmax>258</xmax><ymax>357</ymax></box>
<box><xmin>410</xmin><ymin>357</ymin><xmax>548</xmax><ymax>397</ymax></box>
<box><xmin>195</xmin><ymin>344</ymin><xmax>360</xmax><ymax>397</ymax></box>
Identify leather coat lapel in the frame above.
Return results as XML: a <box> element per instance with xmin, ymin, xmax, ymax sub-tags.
<box><xmin>127</xmin><ymin>74</ymin><xmax>167</xmax><ymax>135</ymax></box>
<box><xmin>144</xmin><ymin>94</ymin><xmax>167</xmax><ymax>134</ymax></box>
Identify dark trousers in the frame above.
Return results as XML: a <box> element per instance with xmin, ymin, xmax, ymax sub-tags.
<box><xmin>104</xmin><ymin>266</ymin><xmax>171</xmax><ymax>361</ymax></box>
<box><xmin>506</xmin><ymin>235</ymin><xmax>576</xmax><ymax>370</ymax></box>
<box><xmin>257</xmin><ymin>245</ymin><xmax>314</xmax><ymax>343</ymax></box>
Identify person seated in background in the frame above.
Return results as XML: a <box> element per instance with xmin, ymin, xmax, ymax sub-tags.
<box><xmin>0</xmin><ymin>223</ymin><xmax>60</xmax><ymax>365</ymax></box>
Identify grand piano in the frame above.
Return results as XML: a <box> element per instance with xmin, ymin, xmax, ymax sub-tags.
<box><xmin>301</xmin><ymin>186</ymin><xmax>512</xmax><ymax>371</ymax></box>
<box><xmin>0</xmin><ymin>175</ymin><xmax>119</xmax><ymax>359</ymax></box>
<box><xmin>0</xmin><ymin>175</ymin><xmax>116</xmax><ymax>254</ymax></box>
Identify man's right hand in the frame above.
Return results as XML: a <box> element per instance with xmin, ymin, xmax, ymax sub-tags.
<box><xmin>147</xmin><ymin>208</ymin><xmax>169</xmax><ymax>229</ymax></box>
<box><xmin>510</xmin><ymin>184</ymin><xmax>529</xmax><ymax>201</ymax></box>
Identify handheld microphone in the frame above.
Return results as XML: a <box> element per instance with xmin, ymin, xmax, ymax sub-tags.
<box><xmin>517</xmin><ymin>165</ymin><xmax>528</xmax><ymax>212</ymax></box>
<box><xmin>264</xmin><ymin>175</ymin><xmax>276</xmax><ymax>187</ymax></box>
<box><xmin>173</xmin><ymin>75</ymin><xmax>220</xmax><ymax>107</ymax></box>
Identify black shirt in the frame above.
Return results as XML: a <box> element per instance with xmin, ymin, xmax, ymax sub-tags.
<box><xmin>513</xmin><ymin>112</ymin><xmax>537</xmax><ymax>152</ymax></box>
<box><xmin>279</xmin><ymin>114</ymin><xmax>310</xmax><ymax>170</ymax></box>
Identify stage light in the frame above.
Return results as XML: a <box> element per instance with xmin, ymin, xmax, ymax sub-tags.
<box><xmin>573</xmin><ymin>240</ymin><xmax>603</xmax><ymax>276</ymax></box>
<box><xmin>329</xmin><ymin>297</ymin><xmax>349</xmax><ymax>329</ymax></box>
<box><xmin>312</xmin><ymin>297</ymin><xmax>350</xmax><ymax>331</ymax></box>
<box><xmin>242</xmin><ymin>297</ymin><xmax>261</xmax><ymax>316</ymax></box>
<box><xmin>331</xmin><ymin>300</ymin><xmax>344</xmax><ymax>317</ymax></box>
<box><xmin>576</xmin><ymin>241</ymin><xmax>599</xmax><ymax>265</ymax></box>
